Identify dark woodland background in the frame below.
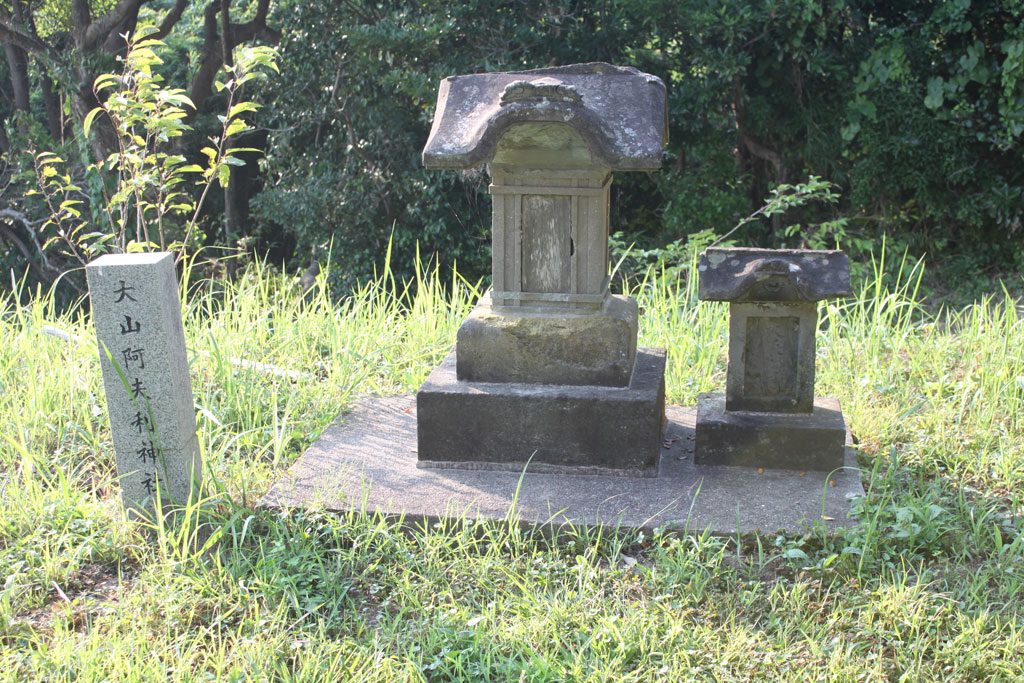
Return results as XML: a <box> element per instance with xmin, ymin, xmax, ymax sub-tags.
<box><xmin>2</xmin><ymin>0</ymin><xmax>1023</xmax><ymax>301</ymax></box>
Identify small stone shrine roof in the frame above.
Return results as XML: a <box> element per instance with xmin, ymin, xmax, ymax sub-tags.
<box><xmin>698</xmin><ymin>247</ymin><xmax>852</xmax><ymax>302</ymax></box>
<box><xmin>422</xmin><ymin>63</ymin><xmax>667</xmax><ymax>171</ymax></box>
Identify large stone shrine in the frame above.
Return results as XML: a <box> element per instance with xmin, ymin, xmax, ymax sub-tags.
<box><xmin>416</xmin><ymin>63</ymin><xmax>667</xmax><ymax>475</ymax></box>
<box><xmin>263</xmin><ymin>65</ymin><xmax>864</xmax><ymax>535</ymax></box>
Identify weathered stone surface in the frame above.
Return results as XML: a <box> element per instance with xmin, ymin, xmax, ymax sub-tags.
<box><xmin>86</xmin><ymin>253</ymin><xmax>201</xmax><ymax>512</ymax></box>
<box><xmin>489</xmin><ymin>122</ymin><xmax>597</xmax><ymax>169</ymax></box>
<box><xmin>417</xmin><ymin>64</ymin><xmax>668</xmax><ymax>474</ymax></box>
<box><xmin>456</xmin><ymin>294</ymin><xmax>638</xmax><ymax>386</ymax></box>
<box><xmin>698</xmin><ymin>248</ymin><xmax>851</xmax><ymax>303</ymax></box>
<box><xmin>262</xmin><ymin>395</ymin><xmax>864</xmax><ymax>535</ymax></box>
<box><xmin>418</xmin><ymin>349</ymin><xmax>665</xmax><ymax>475</ymax></box>
<box><xmin>522</xmin><ymin>194</ymin><xmax>572</xmax><ymax>293</ymax></box>
<box><xmin>422</xmin><ymin>63</ymin><xmax>667</xmax><ymax>171</ymax></box>
<box><xmin>695</xmin><ymin>393</ymin><xmax>847</xmax><ymax>471</ymax></box>
<box><xmin>726</xmin><ymin>301</ymin><xmax>817</xmax><ymax>413</ymax></box>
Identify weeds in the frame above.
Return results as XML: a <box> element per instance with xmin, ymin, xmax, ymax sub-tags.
<box><xmin>0</xmin><ymin>251</ymin><xmax>1021</xmax><ymax>680</ymax></box>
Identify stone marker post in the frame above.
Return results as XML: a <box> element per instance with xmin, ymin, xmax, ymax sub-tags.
<box><xmin>86</xmin><ymin>252</ymin><xmax>201</xmax><ymax>511</ymax></box>
<box><xmin>694</xmin><ymin>247</ymin><xmax>852</xmax><ymax>471</ymax></box>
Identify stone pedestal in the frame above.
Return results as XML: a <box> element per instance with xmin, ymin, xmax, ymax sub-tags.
<box><xmin>694</xmin><ymin>247</ymin><xmax>853</xmax><ymax>473</ymax></box>
<box><xmin>455</xmin><ymin>294</ymin><xmax>638</xmax><ymax>387</ymax></box>
<box><xmin>694</xmin><ymin>393</ymin><xmax>847</xmax><ymax>471</ymax></box>
<box><xmin>418</xmin><ymin>349</ymin><xmax>665</xmax><ymax>476</ymax></box>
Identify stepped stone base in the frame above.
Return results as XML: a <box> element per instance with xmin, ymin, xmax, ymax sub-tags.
<box><xmin>417</xmin><ymin>348</ymin><xmax>665</xmax><ymax>476</ymax></box>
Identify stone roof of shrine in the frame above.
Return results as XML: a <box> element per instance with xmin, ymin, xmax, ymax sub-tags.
<box><xmin>698</xmin><ymin>248</ymin><xmax>852</xmax><ymax>302</ymax></box>
<box><xmin>422</xmin><ymin>63</ymin><xmax>667</xmax><ymax>171</ymax></box>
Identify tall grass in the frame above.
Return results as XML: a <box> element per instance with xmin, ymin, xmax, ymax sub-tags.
<box><xmin>0</xmin><ymin>251</ymin><xmax>1022</xmax><ymax>680</ymax></box>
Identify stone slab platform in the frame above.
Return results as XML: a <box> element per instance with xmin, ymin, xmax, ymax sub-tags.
<box><xmin>417</xmin><ymin>348</ymin><xmax>664</xmax><ymax>475</ymax></box>
<box><xmin>262</xmin><ymin>395</ymin><xmax>864</xmax><ymax>535</ymax></box>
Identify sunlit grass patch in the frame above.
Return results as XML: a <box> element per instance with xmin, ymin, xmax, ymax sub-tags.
<box><xmin>0</xmin><ymin>249</ymin><xmax>1021</xmax><ymax>680</ymax></box>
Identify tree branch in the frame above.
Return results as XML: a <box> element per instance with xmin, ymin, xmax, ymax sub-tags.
<box><xmin>0</xmin><ymin>208</ymin><xmax>54</xmax><ymax>272</ymax></box>
<box><xmin>229</xmin><ymin>0</ymin><xmax>280</xmax><ymax>46</ymax></box>
<box><xmin>4</xmin><ymin>42</ymin><xmax>29</xmax><ymax>112</ymax></box>
<box><xmin>70</xmin><ymin>0</ymin><xmax>91</xmax><ymax>41</ymax></box>
<box><xmin>188</xmin><ymin>2</ymin><xmax>223</xmax><ymax>111</ymax></box>
<box><xmin>83</xmin><ymin>0</ymin><xmax>144</xmax><ymax>52</ymax></box>
<box><xmin>0</xmin><ymin>16</ymin><xmax>51</xmax><ymax>55</ymax></box>
<box><xmin>101</xmin><ymin>8</ymin><xmax>140</xmax><ymax>53</ymax></box>
<box><xmin>0</xmin><ymin>221</ymin><xmax>38</xmax><ymax>269</ymax></box>
<box><xmin>740</xmin><ymin>133</ymin><xmax>783</xmax><ymax>178</ymax></box>
<box><xmin>230</xmin><ymin>18</ymin><xmax>280</xmax><ymax>45</ymax></box>
<box><xmin>188</xmin><ymin>0</ymin><xmax>279</xmax><ymax>111</ymax></box>
<box><xmin>153</xmin><ymin>0</ymin><xmax>191</xmax><ymax>40</ymax></box>
<box><xmin>220</xmin><ymin>0</ymin><xmax>233</xmax><ymax>66</ymax></box>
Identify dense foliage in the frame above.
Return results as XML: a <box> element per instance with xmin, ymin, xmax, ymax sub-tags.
<box><xmin>0</xmin><ymin>0</ymin><xmax>278</xmax><ymax>300</ymax></box>
<box><xmin>251</xmin><ymin>0</ymin><xmax>1024</xmax><ymax>288</ymax></box>
<box><xmin>3</xmin><ymin>0</ymin><xmax>1024</xmax><ymax>295</ymax></box>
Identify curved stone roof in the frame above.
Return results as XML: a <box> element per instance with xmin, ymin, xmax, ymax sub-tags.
<box><xmin>698</xmin><ymin>248</ymin><xmax>852</xmax><ymax>302</ymax></box>
<box><xmin>422</xmin><ymin>63</ymin><xmax>667</xmax><ymax>171</ymax></box>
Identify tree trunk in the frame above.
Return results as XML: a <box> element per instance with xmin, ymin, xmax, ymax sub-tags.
<box><xmin>40</xmin><ymin>68</ymin><xmax>62</xmax><ymax>141</ymax></box>
<box><xmin>3</xmin><ymin>41</ymin><xmax>30</xmax><ymax>113</ymax></box>
<box><xmin>4</xmin><ymin>0</ymin><xmax>30</xmax><ymax>120</ymax></box>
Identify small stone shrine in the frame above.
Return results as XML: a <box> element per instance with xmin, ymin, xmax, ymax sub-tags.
<box><xmin>86</xmin><ymin>252</ymin><xmax>201</xmax><ymax>512</ymax></box>
<box><xmin>416</xmin><ymin>63</ymin><xmax>668</xmax><ymax>475</ymax></box>
<box><xmin>694</xmin><ymin>247</ymin><xmax>852</xmax><ymax>471</ymax></box>
<box><xmin>263</xmin><ymin>67</ymin><xmax>864</xmax><ymax>535</ymax></box>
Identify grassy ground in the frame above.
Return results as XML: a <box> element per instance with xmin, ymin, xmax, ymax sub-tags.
<box><xmin>0</xmin><ymin>251</ymin><xmax>1022</xmax><ymax>681</ymax></box>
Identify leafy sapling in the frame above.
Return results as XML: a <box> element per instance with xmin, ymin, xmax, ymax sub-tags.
<box><xmin>67</xmin><ymin>25</ymin><xmax>279</xmax><ymax>256</ymax></box>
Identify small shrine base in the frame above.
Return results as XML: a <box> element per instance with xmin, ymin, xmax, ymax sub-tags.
<box><xmin>262</xmin><ymin>395</ymin><xmax>864</xmax><ymax>536</ymax></box>
<box><xmin>695</xmin><ymin>393</ymin><xmax>848</xmax><ymax>471</ymax></box>
<box><xmin>455</xmin><ymin>294</ymin><xmax>639</xmax><ymax>387</ymax></box>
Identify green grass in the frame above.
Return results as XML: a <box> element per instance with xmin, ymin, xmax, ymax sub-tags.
<box><xmin>0</xmin><ymin>251</ymin><xmax>1022</xmax><ymax>681</ymax></box>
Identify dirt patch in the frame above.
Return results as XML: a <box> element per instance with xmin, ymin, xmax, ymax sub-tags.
<box><xmin>15</xmin><ymin>562</ymin><xmax>138</xmax><ymax>635</ymax></box>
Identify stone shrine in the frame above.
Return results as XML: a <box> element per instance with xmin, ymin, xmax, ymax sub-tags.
<box><xmin>416</xmin><ymin>63</ymin><xmax>668</xmax><ymax>475</ymax></box>
<box><xmin>263</xmin><ymin>67</ymin><xmax>864</xmax><ymax>536</ymax></box>
<box><xmin>694</xmin><ymin>247</ymin><xmax>852</xmax><ymax>471</ymax></box>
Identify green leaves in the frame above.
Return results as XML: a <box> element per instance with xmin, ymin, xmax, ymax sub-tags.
<box><xmin>225</xmin><ymin>118</ymin><xmax>249</xmax><ymax>138</ymax></box>
<box><xmin>27</xmin><ymin>151</ymin><xmax>99</xmax><ymax>263</ymax></box>
<box><xmin>217</xmin><ymin>163</ymin><xmax>232</xmax><ymax>188</ymax></box>
<box><xmin>227</xmin><ymin>102</ymin><xmax>260</xmax><ymax>120</ymax></box>
<box><xmin>925</xmin><ymin>77</ymin><xmax>945</xmax><ymax>110</ymax></box>
<box><xmin>72</xmin><ymin>23</ymin><xmax>278</xmax><ymax>253</ymax></box>
<box><xmin>82</xmin><ymin>107</ymin><xmax>102</xmax><ymax>138</ymax></box>
<box><xmin>188</xmin><ymin>47</ymin><xmax>280</xmax><ymax>194</ymax></box>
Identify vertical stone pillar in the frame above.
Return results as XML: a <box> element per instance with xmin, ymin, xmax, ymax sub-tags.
<box><xmin>86</xmin><ymin>252</ymin><xmax>201</xmax><ymax>512</ymax></box>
